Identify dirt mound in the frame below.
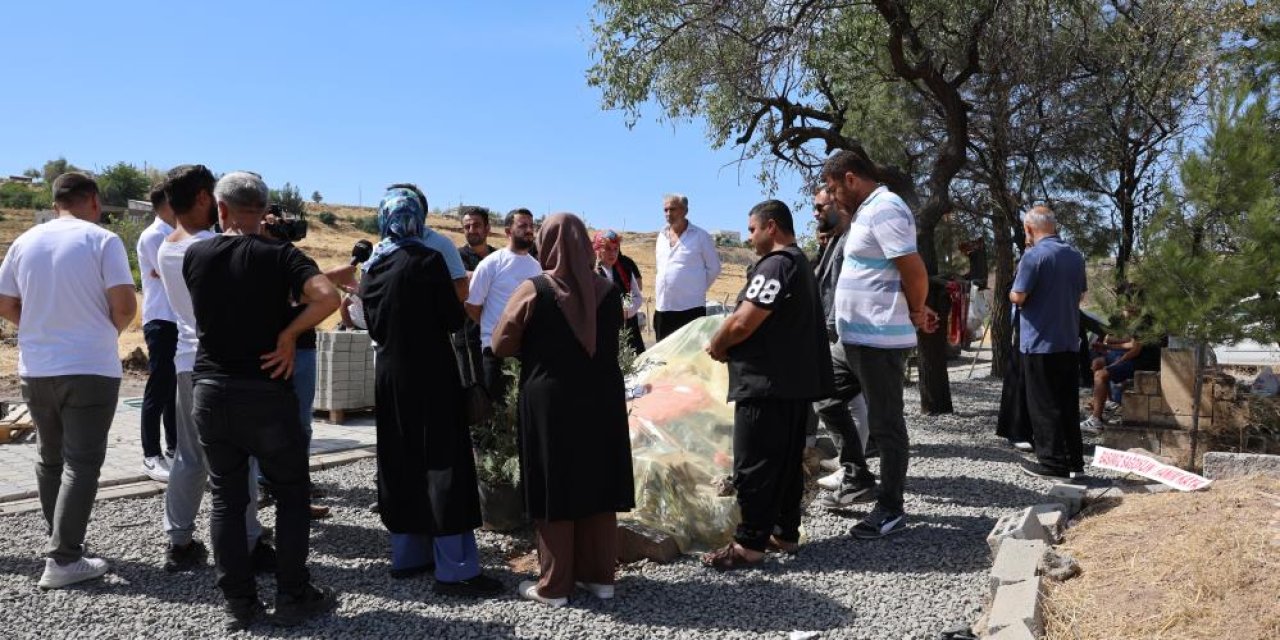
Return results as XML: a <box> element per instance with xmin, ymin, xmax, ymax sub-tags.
<box><xmin>1046</xmin><ymin>475</ymin><xmax>1280</xmax><ymax>639</ymax></box>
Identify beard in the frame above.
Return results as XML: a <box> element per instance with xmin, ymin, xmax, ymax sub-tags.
<box><xmin>511</xmin><ymin>235</ymin><xmax>535</xmax><ymax>252</ymax></box>
<box><xmin>816</xmin><ymin>209</ymin><xmax>840</xmax><ymax>233</ymax></box>
<box><xmin>465</xmin><ymin>232</ymin><xmax>486</xmax><ymax>247</ymax></box>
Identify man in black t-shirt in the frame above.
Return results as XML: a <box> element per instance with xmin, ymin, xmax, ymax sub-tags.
<box><xmin>183</xmin><ymin>172</ymin><xmax>341</xmax><ymax>630</ymax></box>
<box><xmin>703</xmin><ymin>200</ymin><xmax>833</xmax><ymax>570</ymax></box>
<box><xmin>453</xmin><ymin>207</ymin><xmax>497</xmax><ymax>386</ymax></box>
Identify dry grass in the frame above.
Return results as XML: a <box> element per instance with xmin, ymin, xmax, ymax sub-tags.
<box><xmin>1045</xmin><ymin>475</ymin><xmax>1280</xmax><ymax>640</ymax></box>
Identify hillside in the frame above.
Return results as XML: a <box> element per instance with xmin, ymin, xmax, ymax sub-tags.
<box><xmin>0</xmin><ymin>206</ymin><xmax>751</xmax><ymax>380</ymax></box>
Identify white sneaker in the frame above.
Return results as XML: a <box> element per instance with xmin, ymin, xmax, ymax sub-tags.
<box><xmin>817</xmin><ymin>468</ymin><xmax>844</xmax><ymax>491</ymax></box>
<box><xmin>1080</xmin><ymin>416</ymin><xmax>1105</xmax><ymax>435</ymax></box>
<box><xmin>574</xmin><ymin>581</ymin><xmax>615</xmax><ymax>599</ymax></box>
<box><xmin>1104</xmin><ymin>400</ymin><xmax>1121</xmax><ymax>414</ymax></box>
<box><xmin>518</xmin><ymin>580</ymin><xmax>567</xmax><ymax>608</ymax></box>
<box><xmin>37</xmin><ymin>557</ymin><xmax>109</xmax><ymax>590</ymax></box>
<box><xmin>1013</xmin><ymin>441</ymin><xmax>1034</xmax><ymax>452</ymax></box>
<box><xmin>142</xmin><ymin>456</ymin><xmax>170</xmax><ymax>483</ymax></box>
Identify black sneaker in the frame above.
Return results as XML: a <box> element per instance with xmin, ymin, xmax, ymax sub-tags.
<box><xmin>850</xmin><ymin>506</ymin><xmax>907</xmax><ymax>540</ymax></box>
<box><xmin>164</xmin><ymin>540</ymin><xmax>208</xmax><ymax>573</ymax></box>
<box><xmin>389</xmin><ymin>563</ymin><xmax>435</xmax><ymax>580</ymax></box>
<box><xmin>433</xmin><ymin>573</ymin><xmax>504</xmax><ymax>598</ymax></box>
<box><xmin>224</xmin><ymin>597</ymin><xmax>267</xmax><ymax>632</ymax></box>
<box><xmin>1020</xmin><ymin>461</ymin><xmax>1072</xmax><ymax>480</ymax></box>
<box><xmin>273</xmin><ymin>584</ymin><xmax>338</xmax><ymax>627</ymax></box>
<box><xmin>820</xmin><ymin>478</ymin><xmax>877</xmax><ymax>510</ymax></box>
<box><xmin>251</xmin><ymin>538</ymin><xmax>277</xmax><ymax>575</ymax></box>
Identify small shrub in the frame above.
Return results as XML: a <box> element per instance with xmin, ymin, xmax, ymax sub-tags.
<box><xmin>355</xmin><ymin>216</ymin><xmax>381</xmax><ymax>235</ymax></box>
<box><xmin>317</xmin><ymin>211</ymin><xmax>338</xmax><ymax>226</ymax></box>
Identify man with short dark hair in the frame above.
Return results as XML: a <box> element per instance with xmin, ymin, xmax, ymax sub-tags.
<box><xmin>138</xmin><ymin>182</ymin><xmax>179</xmax><ymax>482</ymax></box>
<box><xmin>466</xmin><ymin>208</ymin><xmax>541</xmax><ymax>402</ymax></box>
<box><xmin>184</xmin><ymin>171</ymin><xmax>340</xmax><ymax>630</ymax></box>
<box><xmin>654</xmin><ymin>193</ymin><xmax>720</xmax><ymax>341</ymax></box>
<box><xmin>823</xmin><ymin>149</ymin><xmax>938</xmax><ymax>540</ymax></box>
<box><xmin>0</xmin><ymin>172</ymin><xmax>137</xmax><ymax>589</ymax></box>
<box><xmin>1010</xmin><ymin>205</ymin><xmax>1088</xmax><ymax>480</ymax></box>
<box><xmin>702</xmin><ymin>200</ymin><xmax>832</xmax><ymax>569</ymax></box>
<box><xmin>387</xmin><ymin>182</ymin><xmax>468</xmax><ymax>301</ymax></box>
<box><xmin>454</xmin><ymin>206</ymin><xmax>496</xmax><ymax>386</ymax></box>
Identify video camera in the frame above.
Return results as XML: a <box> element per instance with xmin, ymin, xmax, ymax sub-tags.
<box><xmin>264</xmin><ymin>204</ymin><xmax>309</xmax><ymax>242</ymax></box>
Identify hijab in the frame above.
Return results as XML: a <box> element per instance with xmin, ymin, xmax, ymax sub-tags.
<box><xmin>538</xmin><ymin>214</ymin><xmax>613</xmax><ymax>356</ymax></box>
<box><xmin>365</xmin><ymin>188</ymin><xmax>427</xmax><ymax>269</ymax></box>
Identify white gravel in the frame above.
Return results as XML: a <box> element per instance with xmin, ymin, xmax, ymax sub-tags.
<box><xmin>0</xmin><ymin>375</ymin><xmax>1110</xmax><ymax>639</ymax></box>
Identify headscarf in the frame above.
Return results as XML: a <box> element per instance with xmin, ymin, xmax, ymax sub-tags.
<box><xmin>592</xmin><ymin>229</ymin><xmax>621</xmax><ymax>252</ymax></box>
<box><xmin>539</xmin><ymin>214</ymin><xmax>614</xmax><ymax>356</ymax></box>
<box><xmin>592</xmin><ymin>229</ymin><xmax>631</xmax><ymax>292</ymax></box>
<box><xmin>365</xmin><ymin>188</ymin><xmax>427</xmax><ymax>269</ymax></box>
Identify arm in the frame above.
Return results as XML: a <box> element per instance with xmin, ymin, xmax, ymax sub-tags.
<box><xmin>107</xmin><ymin>285</ymin><xmax>137</xmax><ymax>333</ymax></box>
<box><xmin>703</xmin><ymin>231</ymin><xmax>722</xmax><ymax>286</ymax></box>
<box><xmin>893</xmin><ymin>253</ymin><xmax>939</xmax><ymax>333</ymax></box>
<box><xmin>706</xmin><ymin>300</ymin><xmax>770</xmax><ymax>362</ymax></box>
<box><xmin>464</xmin><ymin>257</ymin><xmax>492</xmax><ymax>324</ymax></box>
<box><xmin>324</xmin><ymin>264</ymin><xmax>357</xmax><ymax>290</ymax></box>
<box><xmin>1010</xmin><ymin>290</ymin><xmax>1028</xmax><ymax>306</ymax></box>
<box><xmin>1010</xmin><ymin>252</ymin><xmax>1036</xmax><ymax>307</ymax></box>
<box><xmin>464</xmin><ymin>302</ymin><xmax>483</xmax><ymax>323</ymax></box>
<box><xmin>262</xmin><ymin>273</ymin><xmax>340</xmax><ymax>379</ymax></box>
<box><xmin>0</xmin><ymin>295</ymin><xmax>20</xmax><ymax>327</ymax></box>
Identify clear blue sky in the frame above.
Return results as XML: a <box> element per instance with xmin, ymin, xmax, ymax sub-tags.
<box><xmin>0</xmin><ymin>1</ymin><xmax>805</xmax><ymax>235</ymax></box>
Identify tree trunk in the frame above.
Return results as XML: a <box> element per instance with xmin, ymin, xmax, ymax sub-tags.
<box><xmin>989</xmin><ymin>214</ymin><xmax>1016</xmax><ymax>378</ymax></box>
<box><xmin>1115</xmin><ymin>163</ymin><xmax>1138</xmax><ymax>288</ymax></box>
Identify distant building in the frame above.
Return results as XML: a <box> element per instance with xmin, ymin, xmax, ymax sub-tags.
<box><xmin>3</xmin><ymin>175</ymin><xmax>35</xmax><ymax>184</ymax></box>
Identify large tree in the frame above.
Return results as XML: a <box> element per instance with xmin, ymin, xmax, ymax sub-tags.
<box><xmin>588</xmin><ymin>0</ymin><xmax>1004</xmax><ymax>413</ymax></box>
<box><xmin>96</xmin><ymin>161</ymin><xmax>151</xmax><ymax>207</ymax></box>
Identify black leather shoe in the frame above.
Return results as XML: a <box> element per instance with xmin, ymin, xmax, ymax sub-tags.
<box><xmin>224</xmin><ymin>597</ymin><xmax>266</xmax><ymax>632</ymax></box>
<box><xmin>273</xmin><ymin>584</ymin><xmax>337</xmax><ymax>627</ymax></box>
<box><xmin>164</xmin><ymin>540</ymin><xmax>208</xmax><ymax>573</ymax></box>
<box><xmin>433</xmin><ymin>573</ymin><xmax>504</xmax><ymax>598</ymax></box>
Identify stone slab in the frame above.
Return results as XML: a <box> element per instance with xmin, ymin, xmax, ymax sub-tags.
<box><xmin>616</xmin><ymin>520</ymin><xmax>680</xmax><ymax>563</ymax></box>
<box><xmin>1047</xmin><ymin>483</ymin><xmax>1087</xmax><ymax>515</ymax></box>
<box><xmin>1202</xmin><ymin>452</ymin><xmax>1280</xmax><ymax>480</ymax></box>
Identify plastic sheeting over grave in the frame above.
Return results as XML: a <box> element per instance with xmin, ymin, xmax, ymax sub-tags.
<box><xmin>624</xmin><ymin>316</ymin><xmax>740</xmax><ymax>552</ymax></box>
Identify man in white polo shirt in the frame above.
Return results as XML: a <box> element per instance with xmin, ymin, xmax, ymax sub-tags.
<box><xmin>824</xmin><ymin>149</ymin><xmax>938</xmax><ymax>540</ymax></box>
<box><xmin>0</xmin><ymin>172</ymin><xmax>137</xmax><ymax>589</ymax></box>
<box><xmin>467</xmin><ymin>208</ymin><xmax>541</xmax><ymax>402</ymax></box>
<box><xmin>653</xmin><ymin>193</ymin><xmax>720</xmax><ymax>341</ymax></box>
<box><xmin>137</xmin><ymin>183</ymin><xmax>179</xmax><ymax>481</ymax></box>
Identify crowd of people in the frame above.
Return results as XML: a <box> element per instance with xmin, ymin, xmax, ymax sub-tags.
<box><xmin>0</xmin><ymin>148</ymin><xmax>1107</xmax><ymax>630</ymax></box>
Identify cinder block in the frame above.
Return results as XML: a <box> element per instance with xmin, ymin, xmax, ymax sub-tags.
<box><xmin>990</xmin><ymin>539</ymin><xmax>1047</xmax><ymax>597</ymax></box>
<box><xmin>987</xmin><ymin>579</ymin><xmax>1042</xmax><ymax>636</ymax></box>
<box><xmin>1048</xmin><ymin>483</ymin><xmax>1086</xmax><ymax>515</ymax></box>
<box><xmin>1135</xmin><ymin>370</ymin><xmax>1160</xmax><ymax>396</ymax></box>
<box><xmin>616</xmin><ymin>520</ymin><xmax>680</xmax><ymax>563</ymax></box>
<box><xmin>1203</xmin><ymin>452</ymin><xmax>1280</xmax><ymax>480</ymax></box>
<box><xmin>1122</xmin><ymin>391</ymin><xmax>1149</xmax><ymax>424</ymax></box>
<box><xmin>987</xmin><ymin>507</ymin><xmax>1052</xmax><ymax>556</ymax></box>
<box><xmin>987</xmin><ymin>622</ymin><xmax>1036</xmax><ymax>640</ymax></box>
<box><xmin>1031</xmin><ymin>504</ymin><xmax>1067</xmax><ymax>540</ymax></box>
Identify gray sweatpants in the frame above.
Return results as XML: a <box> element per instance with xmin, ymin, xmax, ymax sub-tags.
<box><xmin>23</xmin><ymin>375</ymin><xmax>121</xmax><ymax>565</ymax></box>
<box><xmin>163</xmin><ymin>371</ymin><xmax>262</xmax><ymax>548</ymax></box>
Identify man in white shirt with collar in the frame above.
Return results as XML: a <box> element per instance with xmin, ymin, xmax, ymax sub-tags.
<box><xmin>468</xmin><ymin>208</ymin><xmax>542</xmax><ymax>402</ymax></box>
<box><xmin>137</xmin><ymin>184</ymin><xmax>180</xmax><ymax>482</ymax></box>
<box><xmin>653</xmin><ymin>193</ymin><xmax>721</xmax><ymax>341</ymax></box>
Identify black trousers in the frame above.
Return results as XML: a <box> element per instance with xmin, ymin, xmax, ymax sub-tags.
<box><xmin>623</xmin><ymin>315</ymin><xmax>646</xmax><ymax>355</ymax></box>
<box><xmin>845</xmin><ymin>345</ymin><xmax>910</xmax><ymax>514</ymax></box>
<box><xmin>452</xmin><ymin>325</ymin><xmax>483</xmax><ymax>388</ymax></box>
<box><xmin>194</xmin><ymin>378</ymin><xmax>311</xmax><ymax>601</ymax></box>
<box><xmin>813</xmin><ymin>340</ymin><xmax>873</xmax><ymax>483</ymax></box>
<box><xmin>480</xmin><ymin>347</ymin><xmax>513</xmax><ymax>405</ymax></box>
<box><xmin>1021</xmin><ymin>352</ymin><xmax>1084</xmax><ymax>472</ymax></box>
<box><xmin>141</xmin><ymin>320</ymin><xmax>178</xmax><ymax>458</ymax></box>
<box><xmin>653</xmin><ymin>306</ymin><xmax>706</xmax><ymax>342</ymax></box>
<box><xmin>732</xmin><ymin>398</ymin><xmax>807</xmax><ymax>552</ymax></box>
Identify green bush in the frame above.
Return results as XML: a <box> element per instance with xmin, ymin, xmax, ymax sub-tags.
<box><xmin>104</xmin><ymin>217</ymin><xmax>147</xmax><ymax>290</ymax></box>
<box><xmin>355</xmin><ymin>216</ymin><xmax>381</xmax><ymax>235</ymax></box>
<box><xmin>0</xmin><ymin>182</ymin><xmax>52</xmax><ymax>209</ymax></box>
<box><xmin>317</xmin><ymin>211</ymin><xmax>338</xmax><ymax>226</ymax></box>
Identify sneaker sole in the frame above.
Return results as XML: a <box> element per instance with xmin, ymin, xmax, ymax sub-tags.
<box><xmin>38</xmin><ymin>566</ymin><xmax>108</xmax><ymax>589</ymax></box>
<box><xmin>1019</xmin><ymin>465</ymin><xmax>1071</xmax><ymax>481</ymax></box>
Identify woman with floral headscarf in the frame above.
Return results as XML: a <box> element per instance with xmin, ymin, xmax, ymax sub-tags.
<box><xmin>593</xmin><ymin>229</ymin><xmax>647</xmax><ymax>355</ymax></box>
<box><xmin>359</xmin><ymin>187</ymin><xmax>502</xmax><ymax>598</ymax></box>
<box><xmin>492</xmin><ymin>213</ymin><xmax>635</xmax><ymax>607</ymax></box>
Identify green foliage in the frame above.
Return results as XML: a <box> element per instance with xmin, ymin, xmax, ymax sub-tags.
<box><xmin>472</xmin><ymin>359</ymin><xmax>524</xmax><ymax>487</ymax></box>
<box><xmin>269</xmin><ymin>182</ymin><xmax>307</xmax><ymax>215</ymax></box>
<box><xmin>317</xmin><ymin>211</ymin><xmax>338</xmax><ymax>226</ymax></box>
<box><xmin>354</xmin><ymin>215</ymin><xmax>381</xmax><ymax>235</ymax></box>
<box><xmin>41</xmin><ymin>157</ymin><xmax>81</xmax><ymax>184</ymax></box>
<box><xmin>0</xmin><ymin>182</ymin><xmax>52</xmax><ymax>209</ymax></box>
<box><xmin>104</xmin><ymin>216</ymin><xmax>148</xmax><ymax>290</ymax></box>
<box><xmin>311</xmin><ymin>190</ymin><xmax>323</xmax><ymax>204</ymax></box>
<box><xmin>1132</xmin><ymin>84</ymin><xmax>1280</xmax><ymax>346</ymax></box>
<box><xmin>96</xmin><ymin>162</ymin><xmax>151</xmax><ymax>207</ymax></box>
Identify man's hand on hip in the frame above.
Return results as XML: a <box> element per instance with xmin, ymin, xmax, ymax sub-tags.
<box><xmin>261</xmin><ymin>332</ymin><xmax>298</xmax><ymax>379</ymax></box>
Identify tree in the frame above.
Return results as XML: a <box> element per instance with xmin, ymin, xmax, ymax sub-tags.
<box><xmin>311</xmin><ymin>190</ymin><xmax>323</xmax><ymax>205</ymax></box>
<box><xmin>21</xmin><ymin>168</ymin><xmax>40</xmax><ymax>181</ymax></box>
<box><xmin>96</xmin><ymin>162</ymin><xmax>151</xmax><ymax>207</ymax></box>
<box><xmin>41</xmin><ymin>157</ymin><xmax>82</xmax><ymax>184</ymax></box>
<box><xmin>270</xmin><ymin>182</ymin><xmax>307</xmax><ymax>215</ymax></box>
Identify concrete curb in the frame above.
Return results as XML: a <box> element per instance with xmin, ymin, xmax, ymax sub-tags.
<box><xmin>0</xmin><ymin>445</ymin><xmax>378</xmax><ymax>516</ymax></box>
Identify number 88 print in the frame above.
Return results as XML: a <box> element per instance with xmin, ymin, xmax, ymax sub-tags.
<box><xmin>745</xmin><ymin>275</ymin><xmax>781</xmax><ymax>305</ymax></box>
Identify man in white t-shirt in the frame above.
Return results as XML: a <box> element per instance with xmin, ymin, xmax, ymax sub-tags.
<box><xmin>467</xmin><ymin>208</ymin><xmax>541</xmax><ymax>401</ymax></box>
<box><xmin>154</xmin><ymin>165</ymin><xmax>269</xmax><ymax>578</ymax></box>
<box><xmin>0</xmin><ymin>172</ymin><xmax>137</xmax><ymax>589</ymax></box>
<box><xmin>137</xmin><ymin>183</ymin><xmax>179</xmax><ymax>482</ymax></box>
<box><xmin>653</xmin><ymin>193</ymin><xmax>721</xmax><ymax>341</ymax></box>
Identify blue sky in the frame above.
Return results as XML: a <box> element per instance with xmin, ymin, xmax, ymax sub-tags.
<box><xmin>0</xmin><ymin>1</ymin><xmax>804</xmax><ymax>235</ymax></box>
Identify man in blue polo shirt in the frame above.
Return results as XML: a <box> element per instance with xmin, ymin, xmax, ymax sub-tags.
<box><xmin>1010</xmin><ymin>205</ymin><xmax>1088</xmax><ymax>480</ymax></box>
<box><xmin>386</xmin><ymin>183</ymin><xmax>468</xmax><ymax>301</ymax></box>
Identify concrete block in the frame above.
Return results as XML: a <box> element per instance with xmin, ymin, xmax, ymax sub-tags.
<box><xmin>616</xmin><ymin>520</ymin><xmax>680</xmax><ymax>563</ymax></box>
<box><xmin>1102</xmin><ymin>426</ymin><xmax>1163</xmax><ymax>453</ymax></box>
<box><xmin>1148</xmin><ymin>395</ymin><xmax>1171</xmax><ymax>417</ymax></box>
<box><xmin>987</xmin><ymin>622</ymin><xmax>1036</xmax><ymax>640</ymax></box>
<box><xmin>989</xmin><ymin>539</ymin><xmax>1047</xmax><ymax>597</ymax></box>
<box><xmin>1203</xmin><ymin>452</ymin><xmax>1280</xmax><ymax>480</ymax></box>
<box><xmin>987</xmin><ymin>507</ymin><xmax>1052</xmax><ymax>556</ymax></box>
<box><xmin>1032</xmin><ymin>504</ymin><xmax>1067</xmax><ymax>540</ymax></box>
<box><xmin>987</xmin><ymin>579</ymin><xmax>1042</xmax><ymax>636</ymax></box>
<box><xmin>1136</xmin><ymin>370</ymin><xmax>1160</xmax><ymax>396</ymax></box>
<box><xmin>1047</xmin><ymin>483</ymin><xmax>1086</xmax><ymax>515</ymax></box>
<box><xmin>1122</xmin><ymin>391</ymin><xmax>1149</xmax><ymax>424</ymax></box>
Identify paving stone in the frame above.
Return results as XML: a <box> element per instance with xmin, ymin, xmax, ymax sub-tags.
<box><xmin>1203</xmin><ymin>452</ymin><xmax>1280</xmax><ymax>480</ymax></box>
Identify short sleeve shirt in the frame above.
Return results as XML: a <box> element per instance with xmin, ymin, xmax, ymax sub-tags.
<box><xmin>1012</xmin><ymin>235</ymin><xmax>1087</xmax><ymax>354</ymax></box>
<box><xmin>0</xmin><ymin>217</ymin><xmax>134</xmax><ymax>378</ymax></box>
<box><xmin>183</xmin><ymin>235</ymin><xmax>321</xmax><ymax>381</ymax></box>
<box><xmin>834</xmin><ymin>186</ymin><xmax>919</xmax><ymax>349</ymax></box>
<box><xmin>423</xmin><ymin>228</ymin><xmax>465</xmax><ymax>280</ymax></box>
<box><xmin>466</xmin><ymin>248</ymin><xmax>543</xmax><ymax>348</ymax></box>
<box><xmin>137</xmin><ymin>217</ymin><xmax>176</xmax><ymax>324</ymax></box>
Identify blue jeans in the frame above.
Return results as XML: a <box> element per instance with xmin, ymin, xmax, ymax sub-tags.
<box><xmin>141</xmin><ymin>320</ymin><xmax>178</xmax><ymax>458</ymax></box>
<box><xmin>292</xmin><ymin>348</ymin><xmax>317</xmax><ymax>449</ymax></box>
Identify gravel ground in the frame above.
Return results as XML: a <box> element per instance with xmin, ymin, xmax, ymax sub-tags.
<box><xmin>0</xmin><ymin>374</ymin><xmax>1108</xmax><ymax>639</ymax></box>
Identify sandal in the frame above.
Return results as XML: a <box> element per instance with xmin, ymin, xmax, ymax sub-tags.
<box><xmin>766</xmin><ymin>535</ymin><xmax>799</xmax><ymax>555</ymax></box>
<box><xmin>701</xmin><ymin>543</ymin><xmax>763</xmax><ymax>571</ymax></box>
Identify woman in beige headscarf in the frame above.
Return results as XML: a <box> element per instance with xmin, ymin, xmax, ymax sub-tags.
<box><xmin>492</xmin><ymin>213</ymin><xmax>635</xmax><ymax>607</ymax></box>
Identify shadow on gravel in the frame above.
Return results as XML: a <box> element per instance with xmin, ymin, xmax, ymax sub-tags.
<box><xmin>310</xmin><ymin>522</ymin><xmax>388</xmax><ymax>561</ymax></box>
<box><xmin>305</xmin><ymin>611</ymin><xmax>517</xmax><ymax>639</ymax></box>
<box><xmin>796</xmin><ymin>513</ymin><xmax>992</xmax><ymax>575</ymax></box>
<box><xmin>908</xmin><ymin>475</ymin><xmax>1049</xmax><ymax>510</ymax></box>
<box><xmin>315</xmin><ymin>481</ymin><xmax>377</xmax><ymax>510</ymax></box>
<box><xmin>0</xmin><ymin>553</ymin><xmax>227</xmax><ymax>606</ymax></box>
<box><xmin>604</xmin><ymin>572</ymin><xmax>851</xmax><ymax>633</ymax></box>
<box><xmin>911</xmin><ymin>442</ymin><xmax>1028</xmax><ymax>466</ymax></box>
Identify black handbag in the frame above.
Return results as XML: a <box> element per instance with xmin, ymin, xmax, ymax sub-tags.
<box><xmin>460</xmin><ymin>340</ymin><xmax>494</xmax><ymax>425</ymax></box>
